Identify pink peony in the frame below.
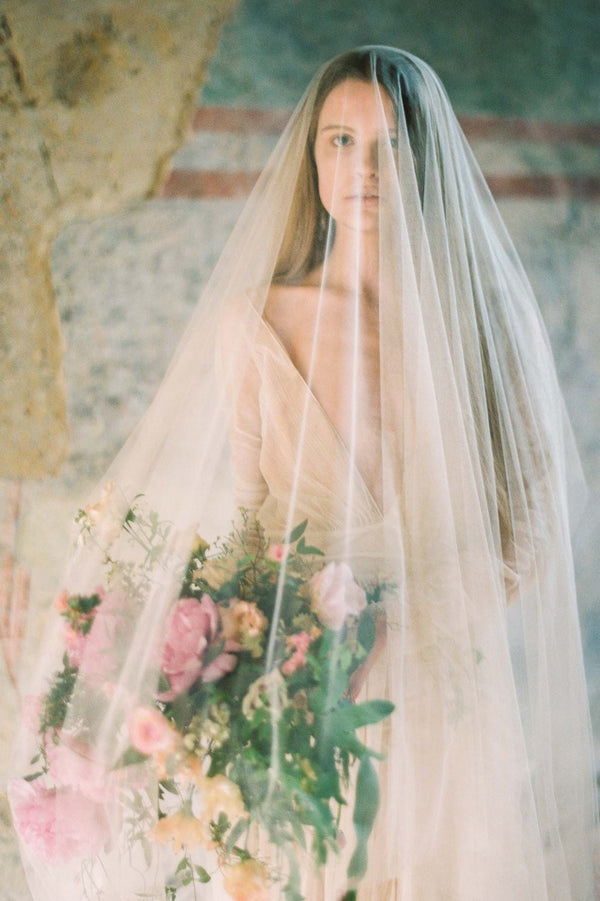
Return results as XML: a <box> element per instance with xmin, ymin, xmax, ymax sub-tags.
<box><xmin>128</xmin><ymin>706</ymin><xmax>178</xmax><ymax>756</ymax></box>
<box><xmin>309</xmin><ymin>562</ymin><xmax>367</xmax><ymax>631</ymax></box>
<box><xmin>159</xmin><ymin>595</ymin><xmax>238</xmax><ymax>700</ymax></box>
<box><xmin>281</xmin><ymin>631</ymin><xmax>312</xmax><ymax>676</ymax></box>
<box><xmin>46</xmin><ymin>739</ymin><xmax>109</xmax><ymax>803</ymax></box>
<box><xmin>8</xmin><ymin>778</ymin><xmax>109</xmax><ymax>863</ymax></box>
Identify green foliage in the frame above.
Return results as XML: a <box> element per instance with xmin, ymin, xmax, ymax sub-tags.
<box><xmin>38</xmin><ymin>654</ymin><xmax>78</xmax><ymax>736</ymax></box>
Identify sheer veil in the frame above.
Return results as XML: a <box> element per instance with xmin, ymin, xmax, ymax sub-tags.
<box><xmin>10</xmin><ymin>46</ymin><xmax>598</xmax><ymax>900</ymax></box>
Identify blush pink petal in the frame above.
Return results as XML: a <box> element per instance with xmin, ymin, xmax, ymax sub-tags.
<box><xmin>201</xmin><ymin>652</ymin><xmax>238</xmax><ymax>682</ymax></box>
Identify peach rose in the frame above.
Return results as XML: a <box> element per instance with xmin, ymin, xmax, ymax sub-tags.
<box><xmin>151</xmin><ymin>809</ymin><xmax>210</xmax><ymax>852</ymax></box>
<box><xmin>221</xmin><ymin>600</ymin><xmax>268</xmax><ymax>659</ymax></box>
<box><xmin>223</xmin><ymin>859</ymin><xmax>270</xmax><ymax>901</ymax></box>
<box><xmin>199</xmin><ymin>774</ymin><xmax>246</xmax><ymax>823</ymax></box>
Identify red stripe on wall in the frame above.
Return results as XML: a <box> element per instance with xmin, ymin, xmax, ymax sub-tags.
<box><xmin>193</xmin><ymin>105</ymin><xmax>600</xmax><ymax>146</ymax></box>
<box><xmin>161</xmin><ymin>168</ymin><xmax>600</xmax><ymax>201</ymax></box>
<box><xmin>161</xmin><ymin>169</ymin><xmax>260</xmax><ymax>199</ymax></box>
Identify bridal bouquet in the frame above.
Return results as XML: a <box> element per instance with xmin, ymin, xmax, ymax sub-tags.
<box><xmin>11</xmin><ymin>488</ymin><xmax>393</xmax><ymax>901</ymax></box>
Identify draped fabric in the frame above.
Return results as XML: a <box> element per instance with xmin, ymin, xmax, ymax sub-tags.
<box><xmin>10</xmin><ymin>47</ymin><xmax>598</xmax><ymax>900</ymax></box>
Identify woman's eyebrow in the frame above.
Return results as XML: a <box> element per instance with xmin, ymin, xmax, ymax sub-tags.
<box><xmin>319</xmin><ymin>124</ymin><xmax>357</xmax><ymax>132</ymax></box>
<box><xmin>319</xmin><ymin>124</ymin><xmax>398</xmax><ymax>136</ymax></box>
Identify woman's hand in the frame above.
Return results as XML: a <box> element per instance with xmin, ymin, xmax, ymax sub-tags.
<box><xmin>347</xmin><ymin>615</ymin><xmax>387</xmax><ymax>702</ymax></box>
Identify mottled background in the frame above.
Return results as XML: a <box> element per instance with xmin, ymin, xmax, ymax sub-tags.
<box><xmin>1</xmin><ymin>1</ymin><xmax>599</xmax><ymax>896</ymax></box>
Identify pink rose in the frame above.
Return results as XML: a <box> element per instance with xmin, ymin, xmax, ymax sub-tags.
<box><xmin>281</xmin><ymin>631</ymin><xmax>312</xmax><ymax>676</ymax></box>
<box><xmin>266</xmin><ymin>543</ymin><xmax>290</xmax><ymax>563</ymax></box>
<box><xmin>8</xmin><ymin>778</ymin><xmax>109</xmax><ymax>863</ymax></box>
<box><xmin>309</xmin><ymin>562</ymin><xmax>366</xmax><ymax>631</ymax></box>
<box><xmin>159</xmin><ymin>595</ymin><xmax>238</xmax><ymax>700</ymax></box>
<box><xmin>128</xmin><ymin>706</ymin><xmax>178</xmax><ymax>756</ymax></box>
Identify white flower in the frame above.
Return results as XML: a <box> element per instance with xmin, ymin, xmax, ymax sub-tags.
<box><xmin>242</xmin><ymin>669</ymin><xmax>288</xmax><ymax>718</ymax></box>
<box><xmin>82</xmin><ymin>482</ymin><xmax>123</xmax><ymax>545</ymax></box>
<box><xmin>309</xmin><ymin>562</ymin><xmax>367</xmax><ymax>631</ymax></box>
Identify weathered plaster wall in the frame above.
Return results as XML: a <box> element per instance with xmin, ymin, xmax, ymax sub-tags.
<box><xmin>0</xmin><ymin>0</ymin><xmax>237</xmax><ymax>478</ymax></box>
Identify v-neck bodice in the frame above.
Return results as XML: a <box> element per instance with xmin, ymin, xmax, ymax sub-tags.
<box><xmin>234</xmin><ymin>309</ymin><xmax>389</xmax><ymax>573</ymax></box>
<box><xmin>256</xmin><ymin>312</ymin><xmax>383</xmax><ymax>517</ymax></box>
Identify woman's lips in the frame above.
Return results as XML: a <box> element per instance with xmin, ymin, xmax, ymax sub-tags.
<box><xmin>346</xmin><ymin>192</ymin><xmax>379</xmax><ymax>201</ymax></box>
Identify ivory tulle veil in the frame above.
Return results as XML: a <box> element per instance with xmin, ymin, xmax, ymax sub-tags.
<box><xmin>9</xmin><ymin>46</ymin><xmax>598</xmax><ymax>901</ymax></box>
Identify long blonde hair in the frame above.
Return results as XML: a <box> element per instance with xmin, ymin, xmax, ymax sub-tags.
<box><xmin>274</xmin><ymin>47</ymin><xmax>428</xmax><ymax>283</ymax></box>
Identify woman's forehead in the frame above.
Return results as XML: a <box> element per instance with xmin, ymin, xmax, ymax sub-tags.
<box><xmin>317</xmin><ymin>79</ymin><xmax>396</xmax><ymax>131</ymax></box>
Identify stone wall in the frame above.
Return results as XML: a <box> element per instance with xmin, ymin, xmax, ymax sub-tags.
<box><xmin>0</xmin><ymin>0</ymin><xmax>237</xmax><ymax>478</ymax></box>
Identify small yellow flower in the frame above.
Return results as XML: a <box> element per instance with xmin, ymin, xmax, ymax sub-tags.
<box><xmin>300</xmin><ymin>758</ymin><xmax>317</xmax><ymax>782</ymax></box>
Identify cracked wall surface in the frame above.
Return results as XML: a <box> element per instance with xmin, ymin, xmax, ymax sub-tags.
<box><xmin>0</xmin><ymin>0</ymin><xmax>237</xmax><ymax>478</ymax></box>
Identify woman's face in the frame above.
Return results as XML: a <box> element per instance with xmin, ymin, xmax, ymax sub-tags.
<box><xmin>313</xmin><ymin>78</ymin><xmax>397</xmax><ymax>232</ymax></box>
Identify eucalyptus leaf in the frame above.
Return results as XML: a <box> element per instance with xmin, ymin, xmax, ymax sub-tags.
<box><xmin>225</xmin><ymin>816</ymin><xmax>250</xmax><ymax>852</ymax></box>
<box><xmin>113</xmin><ymin>746</ymin><xmax>148</xmax><ymax>768</ymax></box>
<box><xmin>331</xmin><ymin>699</ymin><xmax>394</xmax><ymax>733</ymax></box>
<box><xmin>297</xmin><ymin>536</ymin><xmax>325</xmax><ymax>556</ymax></box>
<box><xmin>357</xmin><ymin>613</ymin><xmax>376</xmax><ymax>653</ymax></box>
<box><xmin>194</xmin><ymin>866</ymin><xmax>211</xmax><ymax>883</ymax></box>
<box><xmin>286</xmin><ymin>519</ymin><xmax>308</xmax><ymax>544</ymax></box>
<box><xmin>347</xmin><ymin>756</ymin><xmax>380</xmax><ymax>881</ymax></box>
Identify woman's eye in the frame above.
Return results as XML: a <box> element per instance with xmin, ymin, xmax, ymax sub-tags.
<box><xmin>332</xmin><ymin>133</ymin><xmax>353</xmax><ymax>147</ymax></box>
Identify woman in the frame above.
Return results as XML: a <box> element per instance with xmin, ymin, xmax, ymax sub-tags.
<box><xmin>10</xmin><ymin>47</ymin><xmax>598</xmax><ymax>900</ymax></box>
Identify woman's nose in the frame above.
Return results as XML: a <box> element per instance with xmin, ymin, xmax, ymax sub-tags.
<box><xmin>356</xmin><ymin>140</ymin><xmax>379</xmax><ymax>177</ymax></box>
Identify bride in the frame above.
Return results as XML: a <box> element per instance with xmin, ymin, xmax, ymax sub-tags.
<box><xmin>10</xmin><ymin>46</ymin><xmax>598</xmax><ymax>900</ymax></box>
